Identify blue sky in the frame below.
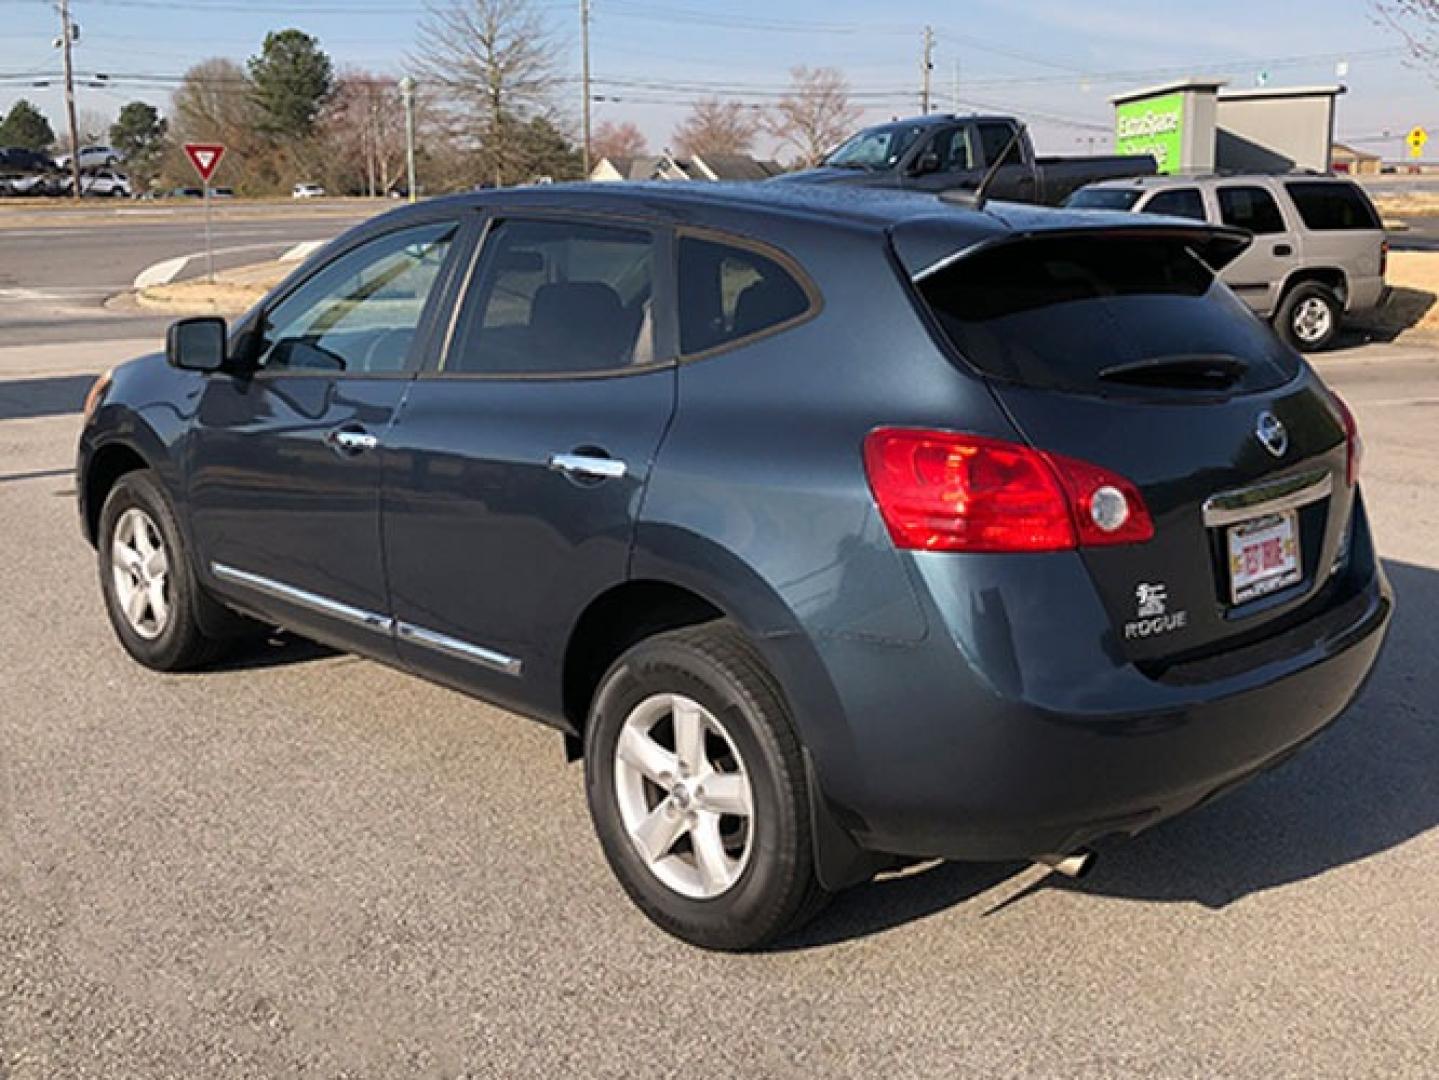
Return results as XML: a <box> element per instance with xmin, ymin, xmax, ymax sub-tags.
<box><xmin>1</xmin><ymin>0</ymin><xmax>1434</xmax><ymax>159</ymax></box>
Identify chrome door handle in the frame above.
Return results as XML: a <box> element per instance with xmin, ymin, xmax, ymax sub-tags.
<box><xmin>326</xmin><ymin>427</ymin><xmax>380</xmax><ymax>455</ymax></box>
<box><xmin>548</xmin><ymin>453</ymin><xmax>627</xmax><ymax>481</ymax></box>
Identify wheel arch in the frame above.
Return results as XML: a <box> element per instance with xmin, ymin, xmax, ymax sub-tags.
<box><xmin>1281</xmin><ymin>266</ymin><xmax>1348</xmax><ymax>308</ymax></box>
<box><xmin>81</xmin><ymin>440</ymin><xmax>157</xmax><ymax>546</ymax></box>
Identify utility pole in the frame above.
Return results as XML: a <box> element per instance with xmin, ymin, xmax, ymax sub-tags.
<box><xmin>57</xmin><ymin>0</ymin><xmax>82</xmax><ymax>201</ymax></box>
<box><xmin>399</xmin><ymin>76</ymin><xmax>418</xmax><ymax>204</ymax></box>
<box><xmin>920</xmin><ymin>26</ymin><xmax>935</xmax><ymax>116</ymax></box>
<box><xmin>580</xmin><ymin>0</ymin><xmax>593</xmax><ymax>177</ymax></box>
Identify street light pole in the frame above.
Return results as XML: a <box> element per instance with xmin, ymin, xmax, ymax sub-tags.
<box><xmin>580</xmin><ymin>0</ymin><xmax>592</xmax><ymax>177</ymax></box>
<box><xmin>399</xmin><ymin>76</ymin><xmax>418</xmax><ymax>205</ymax></box>
<box><xmin>920</xmin><ymin>26</ymin><xmax>934</xmax><ymax>116</ymax></box>
<box><xmin>57</xmin><ymin>0</ymin><xmax>82</xmax><ymax>201</ymax></box>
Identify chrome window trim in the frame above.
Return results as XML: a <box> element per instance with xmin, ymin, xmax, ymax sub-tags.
<box><xmin>211</xmin><ymin>563</ymin><xmax>394</xmax><ymax>633</ymax></box>
<box><xmin>1202</xmin><ymin>468</ymin><xmax>1334</xmax><ymax>528</ymax></box>
<box><xmin>396</xmin><ymin>622</ymin><xmax>523</xmax><ymax>677</ymax></box>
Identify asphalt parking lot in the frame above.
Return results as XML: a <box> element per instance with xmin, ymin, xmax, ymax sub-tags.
<box><xmin>1</xmin><ymin>217</ymin><xmax>1437</xmax><ymax>1077</ymax></box>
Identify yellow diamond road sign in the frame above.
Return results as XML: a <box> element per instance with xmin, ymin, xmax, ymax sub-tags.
<box><xmin>1408</xmin><ymin>126</ymin><xmax>1429</xmax><ymax>158</ymax></box>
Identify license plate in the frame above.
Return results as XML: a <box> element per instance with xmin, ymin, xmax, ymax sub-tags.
<box><xmin>1227</xmin><ymin>511</ymin><xmax>1301</xmax><ymax>605</ymax></box>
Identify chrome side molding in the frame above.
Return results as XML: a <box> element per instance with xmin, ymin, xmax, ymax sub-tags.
<box><xmin>211</xmin><ymin>563</ymin><xmax>394</xmax><ymax>633</ymax></box>
<box><xmin>210</xmin><ymin>563</ymin><xmax>524</xmax><ymax>677</ymax></box>
<box><xmin>1202</xmin><ymin>469</ymin><xmax>1334</xmax><ymax>529</ymax></box>
<box><xmin>396</xmin><ymin>622</ymin><xmax>523</xmax><ymax>676</ymax></box>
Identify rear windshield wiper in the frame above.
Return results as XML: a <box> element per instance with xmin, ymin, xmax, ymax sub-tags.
<box><xmin>1098</xmin><ymin>354</ymin><xmax>1249</xmax><ymax>389</ymax></box>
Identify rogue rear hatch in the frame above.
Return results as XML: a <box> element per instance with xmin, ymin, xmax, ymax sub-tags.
<box><xmin>901</xmin><ymin>224</ymin><xmax>1358</xmax><ymax>667</ymax></box>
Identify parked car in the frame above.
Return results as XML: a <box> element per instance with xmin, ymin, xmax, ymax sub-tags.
<box><xmin>77</xmin><ymin>184</ymin><xmax>1391</xmax><ymax>950</ymax></box>
<box><xmin>55</xmin><ymin>145</ymin><xmax>119</xmax><ymax>171</ymax></box>
<box><xmin>292</xmin><ymin>183</ymin><xmax>326</xmax><ymax>199</ymax></box>
<box><xmin>0</xmin><ymin>171</ymin><xmax>52</xmax><ymax>196</ymax></box>
<box><xmin>1067</xmin><ymin>174</ymin><xmax>1388</xmax><ymax>351</ymax></box>
<box><xmin>774</xmin><ymin>114</ymin><xmax>1156</xmax><ymax>206</ymax></box>
<box><xmin>0</xmin><ymin>146</ymin><xmax>58</xmax><ymax>174</ymax></box>
<box><xmin>64</xmin><ymin>169</ymin><xmax>132</xmax><ymax>198</ymax></box>
<box><xmin>169</xmin><ymin>187</ymin><xmax>204</xmax><ymax>199</ymax></box>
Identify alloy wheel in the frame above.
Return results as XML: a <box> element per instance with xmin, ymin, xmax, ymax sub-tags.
<box><xmin>1293</xmin><ymin>296</ymin><xmax>1334</xmax><ymax>345</ymax></box>
<box><xmin>613</xmin><ymin>693</ymin><xmax>756</xmax><ymax>900</ymax></box>
<box><xmin>110</xmin><ymin>507</ymin><xmax>171</xmax><ymax>641</ymax></box>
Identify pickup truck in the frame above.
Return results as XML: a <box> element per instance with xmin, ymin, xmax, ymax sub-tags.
<box><xmin>774</xmin><ymin>114</ymin><xmax>1156</xmax><ymax>207</ymax></box>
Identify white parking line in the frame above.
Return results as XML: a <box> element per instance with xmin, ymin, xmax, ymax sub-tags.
<box><xmin>281</xmin><ymin>240</ymin><xmax>324</xmax><ymax>263</ymax></box>
<box><xmin>128</xmin><ymin>239</ymin><xmax>333</xmax><ymax>291</ymax></box>
<box><xmin>133</xmin><ymin>255</ymin><xmax>191</xmax><ymax>289</ymax></box>
<box><xmin>1351</xmin><ymin>397</ymin><xmax>1439</xmax><ymax>407</ymax></box>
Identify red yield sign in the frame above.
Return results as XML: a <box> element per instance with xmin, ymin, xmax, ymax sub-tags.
<box><xmin>183</xmin><ymin>143</ymin><xmax>226</xmax><ymax>184</ymax></box>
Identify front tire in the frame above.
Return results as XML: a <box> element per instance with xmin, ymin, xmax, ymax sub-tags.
<box><xmin>1277</xmin><ymin>282</ymin><xmax>1341</xmax><ymax>352</ymax></box>
<box><xmin>97</xmin><ymin>471</ymin><xmax>235</xmax><ymax>672</ymax></box>
<box><xmin>584</xmin><ymin>621</ymin><xmax>828</xmax><ymax>950</ymax></box>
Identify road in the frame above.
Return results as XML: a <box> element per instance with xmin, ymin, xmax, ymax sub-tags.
<box><xmin>1</xmin><ymin>242</ymin><xmax>1437</xmax><ymax>1077</ymax></box>
<box><xmin>0</xmin><ymin>202</ymin><xmax>382</xmax><ymax>345</ymax></box>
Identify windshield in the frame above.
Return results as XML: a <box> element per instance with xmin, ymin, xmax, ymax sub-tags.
<box><xmin>1065</xmin><ymin>187</ymin><xmax>1143</xmax><ymax>212</ymax></box>
<box><xmin>825</xmin><ymin>123</ymin><xmax>929</xmax><ymax>169</ymax></box>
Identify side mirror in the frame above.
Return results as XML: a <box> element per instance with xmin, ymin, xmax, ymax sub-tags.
<box><xmin>166</xmin><ymin>317</ymin><xmax>228</xmax><ymax>372</ymax></box>
<box><xmin>913</xmin><ymin>151</ymin><xmax>942</xmax><ymax>176</ymax></box>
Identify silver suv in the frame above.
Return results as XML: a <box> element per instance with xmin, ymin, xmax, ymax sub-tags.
<box><xmin>1068</xmin><ymin>174</ymin><xmax>1387</xmax><ymax>351</ymax></box>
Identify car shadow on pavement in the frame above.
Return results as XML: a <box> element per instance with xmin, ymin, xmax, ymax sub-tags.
<box><xmin>206</xmin><ymin>630</ymin><xmax>340</xmax><ymax>673</ymax></box>
<box><xmin>781</xmin><ymin>558</ymin><xmax>1436</xmax><ymax>949</ymax></box>
<box><xmin>0</xmin><ymin>374</ymin><xmax>99</xmax><ymax>421</ymax></box>
<box><xmin>1342</xmin><ymin>286</ymin><xmax>1437</xmax><ymax>347</ymax></box>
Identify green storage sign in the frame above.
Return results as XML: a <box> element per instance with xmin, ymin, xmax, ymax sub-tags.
<box><xmin>1115</xmin><ymin>93</ymin><xmax>1184</xmax><ymax>174</ymax></box>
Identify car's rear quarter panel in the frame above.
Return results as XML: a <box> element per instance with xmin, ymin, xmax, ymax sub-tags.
<box><xmin>633</xmin><ymin>215</ymin><xmax>1022</xmax><ymax>826</ymax></box>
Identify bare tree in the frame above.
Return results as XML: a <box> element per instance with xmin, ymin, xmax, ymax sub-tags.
<box><xmin>168</xmin><ymin>58</ymin><xmax>276</xmax><ymax>191</ymax></box>
<box><xmin>1373</xmin><ymin>0</ymin><xmax>1439</xmax><ymax>61</ymax></box>
<box><xmin>592</xmin><ymin>119</ymin><xmax>648</xmax><ymax>161</ymax></box>
<box><xmin>412</xmin><ymin>0</ymin><xmax>563</xmax><ymax>186</ymax></box>
<box><xmin>76</xmin><ymin>107</ymin><xmax>113</xmax><ymax>147</ymax></box>
<box><xmin>672</xmin><ymin>98</ymin><xmax>760</xmax><ymax>158</ymax></box>
<box><xmin>325</xmin><ymin>70</ymin><xmax>408</xmax><ymax>196</ymax></box>
<box><xmin>765</xmin><ymin>66</ymin><xmax>860</xmax><ymax>167</ymax></box>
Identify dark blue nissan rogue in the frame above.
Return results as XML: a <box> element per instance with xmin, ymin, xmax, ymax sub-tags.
<box><xmin>78</xmin><ymin>183</ymin><xmax>1391</xmax><ymax>950</ymax></box>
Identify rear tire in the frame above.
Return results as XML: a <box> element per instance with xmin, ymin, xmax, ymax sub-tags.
<box><xmin>1277</xmin><ymin>282</ymin><xmax>1341</xmax><ymax>352</ymax></box>
<box><xmin>97</xmin><ymin>471</ymin><xmax>238</xmax><ymax>672</ymax></box>
<box><xmin>584</xmin><ymin>621</ymin><xmax>828</xmax><ymax>950</ymax></box>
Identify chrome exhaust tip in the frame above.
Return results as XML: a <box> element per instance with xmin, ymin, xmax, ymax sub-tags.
<box><xmin>1034</xmin><ymin>849</ymin><xmax>1096</xmax><ymax>880</ymax></box>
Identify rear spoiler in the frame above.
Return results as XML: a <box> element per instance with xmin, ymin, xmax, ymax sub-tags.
<box><xmin>891</xmin><ymin>215</ymin><xmax>1253</xmax><ymax>281</ymax></box>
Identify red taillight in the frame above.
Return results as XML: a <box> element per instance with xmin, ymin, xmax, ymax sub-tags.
<box><xmin>863</xmin><ymin>428</ymin><xmax>1154</xmax><ymax>553</ymax></box>
<box><xmin>1329</xmin><ymin>390</ymin><xmax>1363</xmax><ymax>486</ymax></box>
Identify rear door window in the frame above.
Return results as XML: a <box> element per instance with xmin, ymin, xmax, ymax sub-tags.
<box><xmin>1066</xmin><ymin>188</ymin><xmax>1142</xmax><ymax>211</ymax></box>
<box><xmin>1217</xmin><ymin>186</ymin><xmax>1287</xmax><ymax>235</ymax></box>
<box><xmin>677</xmin><ymin>236</ymin><xmax>813</xmax><ymax>355</ymax></box>
<box><xmin>1142</xmin><ymin>188</ymin><xmax>1207</xmax><ymax>222</ymax></box>
<box><xmin>929</xmin><ymin>126</ymin><xmax>975</xmax><ymax>172</ymax></box>
<box><xmin>1284</xmin><ymin>181</ymin><xmax>1382</xmax><ymax>230</ymax></box>
<box><xmin>977</xmin><ymin>121</ymin><xmax>1023</xmax><ymax>167</ymax></box>
<box><xmin>916</xmin><ymin>236</ymin><xmax>1299</xmax><ymax>396</ymax></box>
<box><xmin>446</xmin><ymin>218</ymin><xmax>657</xmax><ymax>375</ymax></box>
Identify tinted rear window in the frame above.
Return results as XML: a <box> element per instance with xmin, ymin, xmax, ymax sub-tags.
<box><xmin>1142</xmin><ymin>188</ymin><xmax>1206</xmax><ymax>221</ymax></box>
<box><xmin>1066</xmin><ymin>188</ymin><xmax>1142</xmax><ymax>211</ymax></box>
<box><xmin>917</xmin><ymin>236</ymin><xmax>1299</xmax><ymax>395</ymax></box>
<box><xmin>1284</xmin><ymin>181</ymin><xmax>1381</xmax><ymax>231</ymax></box>
<box><xmin>1217</xmin><ymin>186</ymin><xmax>1287</xmax><ymax>235</ymax></box>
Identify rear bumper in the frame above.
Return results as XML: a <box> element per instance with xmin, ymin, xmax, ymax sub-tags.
<box><xmin>799</xmin><ymin>521</ymin><xmax>1392</xmax><ymax>863</ymax></box>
